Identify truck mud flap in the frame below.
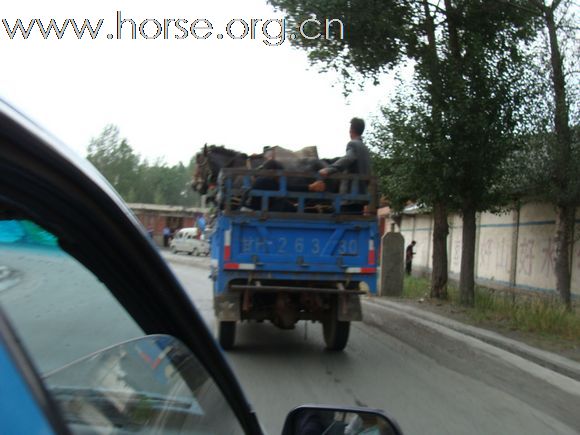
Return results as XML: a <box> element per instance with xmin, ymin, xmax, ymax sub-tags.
<box><xmin>214</xmin><ymin>293</ymin><xmax>241</xmax><ymax>321</ymax></box>
<box><xmin>337</xmin><ymin>293</ymin><xmax>363</xmax><ymax>322</ymax></box>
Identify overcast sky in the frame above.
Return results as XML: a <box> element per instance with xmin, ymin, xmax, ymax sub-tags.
<box><xmin>1</xmin><ymin>0</ymin><xmax>398</xmax><ymax>165</ymax></box>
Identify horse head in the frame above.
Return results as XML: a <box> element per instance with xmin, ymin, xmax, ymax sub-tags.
<box><xmin>192</xmin><ymin>145</ymin><xmax>254</xmax><ymax>195</ymax></box>
<box><xmin>192</xmin><ymin>144</ymin><xmax>212</xmax><ymax>195</ymax></box>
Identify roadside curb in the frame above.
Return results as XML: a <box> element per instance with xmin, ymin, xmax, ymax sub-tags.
<box><xmin>160</xmin><ymin>251</ymin><xmax>210</xmax><ymax>270</ymax></box>
<box><xmin>362</xmin><ymin>296</ymin><xmax>580</xmax><ymax>383</ymax></box>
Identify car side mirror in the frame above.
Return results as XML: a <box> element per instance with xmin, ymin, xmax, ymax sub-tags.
<box><xmin>282</xmin><ymin>405</ymin><xmax>403</xmax><ymax>435</ymax></box>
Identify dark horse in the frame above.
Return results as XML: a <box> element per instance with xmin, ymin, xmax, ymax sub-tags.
<box><xmin>192</xmin><ymin>144</ymin><xmax>262</xmax><ymax>196</ymax></box>
<box><xmin>191</xmin><ymin>144</ymin><xmax>340</xmax><ymax>210</ymax></box>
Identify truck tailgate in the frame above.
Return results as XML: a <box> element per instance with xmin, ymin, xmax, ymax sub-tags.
<box><xmin>224</xmin><ymin>217</ymin><xmax>377</xmax><ymax>273</ymax></box>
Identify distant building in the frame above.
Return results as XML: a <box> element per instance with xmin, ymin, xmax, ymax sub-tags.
<box><xmin>128</xmin><ymin>203</ymin><xmax>209</xmax><ymax>246</ymax></box>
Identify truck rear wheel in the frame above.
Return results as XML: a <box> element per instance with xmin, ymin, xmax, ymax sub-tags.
<box><xmin>322</xmin><ymin>317</ymin><xmax>350</xmax><ymax>351</ymax></box>
<box><xmin>218</xmin><ymin>321</ymin><xmax>236</xmax><ymax>350</ymax></box>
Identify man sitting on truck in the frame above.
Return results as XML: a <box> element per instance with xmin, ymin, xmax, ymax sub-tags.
<box><xmin>319</xmin><ymin>118</ymin><xmax>370</xmax><ymax>185</ymax></box>
<box><xmin>318</xmin><ymin>117</ymin><xmax>372</xmax><ymax>212</ymax></box>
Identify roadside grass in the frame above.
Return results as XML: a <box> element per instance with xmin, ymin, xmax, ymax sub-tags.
<box><xmin>401</xmin><ymin>275</ymin><xmax>430</xmax><ymax>299</ymax></box>
<box><xmin>401</xmin><ymin>276</ymin><xmax>580</xmax><ymax>341</ymax></box>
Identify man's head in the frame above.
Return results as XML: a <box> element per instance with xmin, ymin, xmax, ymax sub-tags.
<box><xmin>412</xmin><ymin>240</ymin><xmax>416</xmax><ymax>246</ymax></box>
<box><xmin>349</xmin><ymin>117</ymin><xmax>365</xmax><ymax>139</ymax></box>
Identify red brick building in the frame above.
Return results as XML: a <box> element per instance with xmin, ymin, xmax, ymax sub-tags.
<box><xmin>128</xmin><ymin>203</ymin><xmax>209</xmax><ymax>246</ymax></box>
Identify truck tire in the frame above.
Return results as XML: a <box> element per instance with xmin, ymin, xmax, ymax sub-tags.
<box><xmin>322</xmin><ymin>318</ymin><xmax>350</xmax><ymax>351</ymax></box>
<box><xmin>218</xmin><ymin>321</ymin><xmax>236</xmax><ymax>350</ymax></box>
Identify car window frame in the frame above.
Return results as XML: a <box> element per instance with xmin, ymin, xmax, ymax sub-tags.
<box><xmin>0</xmin><ymin>100</ymin><xmax>263</xmax><ymax>435</ymax></box>
<box><xmin>0</xmin><ymin>305</ymin><xmax>72</xmax><ymax>435</ymax></box>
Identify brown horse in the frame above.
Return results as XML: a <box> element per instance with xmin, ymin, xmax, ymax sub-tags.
<box><xmin>191</xmin><ymin>144</ymin><xmax>340</xmax><ymax>210</ymax></box>
<box><xmin>192</xmin><ymin>144</ymin><xmax>333</xmax><ymax>194</ymax></box>
<box><xmin>191</xmin><ymin>144</ymin><xmax>263</xmax><ymax>195</ymax></box>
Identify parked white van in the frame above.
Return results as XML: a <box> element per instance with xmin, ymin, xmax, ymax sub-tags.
<box><xmin>170</xmin><ymin>228</ymin><xmax>209</xmax><ymax>256</ymax></box>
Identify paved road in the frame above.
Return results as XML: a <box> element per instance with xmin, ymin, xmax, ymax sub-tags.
<box><xmin>170</xmin><ymin>260</ymin><xmax>580</xmax><ymax>435</ymax></box>
<box><xmin>2</xmin><ymin>246</ymin><xmax>579</xmax><ymax>435</ymax></box>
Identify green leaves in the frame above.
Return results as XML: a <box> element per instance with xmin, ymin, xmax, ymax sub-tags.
<box><xmin>86</xmin><ymin>125</ymin><xmax>201</xmax><ymax>207</ymax></box>
<box><xmin>268</xmin><ymin>0</ymin><xmax>413</xmax><ymax>93</ymax></box>
<box><xmin>366</xmin><ymin>0</ymin><xmax>542</xmax><ymax>216</ymax></box>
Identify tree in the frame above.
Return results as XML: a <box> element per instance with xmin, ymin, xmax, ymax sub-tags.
<box><xmin>87</xmin><ymin>125</ymin><xmax>140</xmax><ymax>199</ymax></box>
<box><xmin>87</xmin><ymin>125</ymin><xmax>202</xmax><ymax>207</ymax></box>
<box><xmin>370</xmin><ymin>75</ymin><xmax>457</xmax><ymax>299</ymax></box>
<box><xmin>532</xmin><ymin>0</ymin><xmax>578</xmax><ymax>309</ymax></box>
<box><xmin>414</xmin><ymin>1</ymin><xmax>452</xmax><ymax>299</ymax></box>
<box><xmin>134</xmin><ymin>160</ymin><xmax>201</xmax><ymax>207</ymax></box>
<box><xmin>435</xmin><ymin>1</ymin><xmax>540</xmax><ymax>305</ymax></box>
<box><xmin>371</xmin><ymin>0</ymin><xmax>456</xmax><ymax>299</ymax></box>
<box><xmin>506</xmin><ymin>0</ymin><xmax>579</xmax><ymax>308</ymax></box>
<box><xmin>268</xmin><ymin>0</ymin><xmax>414</xmax><ymax>91</ymax></box>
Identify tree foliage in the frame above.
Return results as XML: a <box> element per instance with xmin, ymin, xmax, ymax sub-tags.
<box><xmin>370</xmin><ymin>1</ymin><xmax>539</xmax><ymax>303</ymax></box>
<box><xmin>268</xmin><ymin>0</ymin><xmax>415</xmax><ymax>91</ymax></box>
<box><xmin>518</xmin><ymin>0</ymin><xmax>580</xmax><ymax>207</ymax></box>
<box><xmin>370</xmin><ymin>77</ymin><xmax>457</xmax><ymax>210</ymax></box>
<box><xmin>87</xmin><ymin>125</ymin><xmax>140</xmax><ymax>197</ymax></box>
<box><xmin>508</xmin><ymin>0</ymin><xmax>579</xmax><ymax>308</ymax></box>
<box><xmin>87</xmin><ymin>125</ymin><xmax>201</xmax><ymax>207</ymax></box>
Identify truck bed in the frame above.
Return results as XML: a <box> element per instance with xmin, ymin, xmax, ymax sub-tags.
<box><xmin>210</xmin><ymin>169</ymin><xmax>379</xmax><ymax>295</ymax></box>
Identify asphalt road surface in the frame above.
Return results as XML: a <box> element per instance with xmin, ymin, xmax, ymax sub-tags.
<box><xmin>171</xmin><ymin>260</ymin><xmax>580</xmax><ymax>435</ymax></box>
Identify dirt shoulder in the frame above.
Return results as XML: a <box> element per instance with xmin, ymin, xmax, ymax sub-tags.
<box><xmin>384</xmin><ymin>296</ymin><xmax>580</xmax><ymax>363</ymax></box>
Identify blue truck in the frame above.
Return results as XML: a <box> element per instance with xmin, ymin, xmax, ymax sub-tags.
<box><xmin>210</xmin><ymin>168</ymin><xmax>379</xmax><ymax>351</ymax></box>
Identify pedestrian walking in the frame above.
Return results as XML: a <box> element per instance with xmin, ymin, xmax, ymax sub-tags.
<box><xmin>405</xmin><ymin>241</ymin><xmax>416</xmax><ymax>275</ymax></box>
<box><xmin>163</xmin><ymin>226</ymin><xmax>171</xmax><ymax>247</ymax></box>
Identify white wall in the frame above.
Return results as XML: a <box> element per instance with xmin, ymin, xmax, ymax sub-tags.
<box><xmin>396</xmin><ymin>202</ymin><xmax>579</xmax><ymax>296</ymax></box>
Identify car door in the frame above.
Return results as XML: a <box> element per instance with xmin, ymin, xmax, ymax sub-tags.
<box><xmin>173</xmin><ymin>230</ymin><xmax>184</xmax><ymax>252</ymax></box>
<box><xmin>0</xmin><ymin>100</ymin><xmax>263</xmax><ymax>435</ymax></box>
<box><xmin>185</xmin><ymin>232</ymin><xmax>196</xmax><ymax>253</ymax></box>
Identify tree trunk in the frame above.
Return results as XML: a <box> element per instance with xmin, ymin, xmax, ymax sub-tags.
<box><xmin>544</xmin><ymin>5</ymin><xmax>574</xmax><ymax>310</ymax></box>
<box><xmin>545</xmin><ymin>5</ymin><xmax>572</xmax><ymax>160</ymax></box>
<box><xmin>443</xmin><ymin>0</ymin><xmax>463</xmax><ymax>64</ymax></box>
<box><xmin>459</xmin><ymin>206</ymin><xmax>476</xmax><ymax>306</ymax></box>
<box><xmin>430</xmin><ymin>201</ymin><xmax>449</xmax><ymax>299</ymax></box>
<box><xmin>422</xmin><ymin>0</ymin><xmax>443</xmax><ymax>119</ymax></box>
<box><xmin>554</xmin><ymin>205</ymin><xmax>574</xmax><ymax>310</ymax></box>
<box><xmin>422</xmin><ymin>2</ymin><xmax>449</xmax><ymax>300</ymax></box>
